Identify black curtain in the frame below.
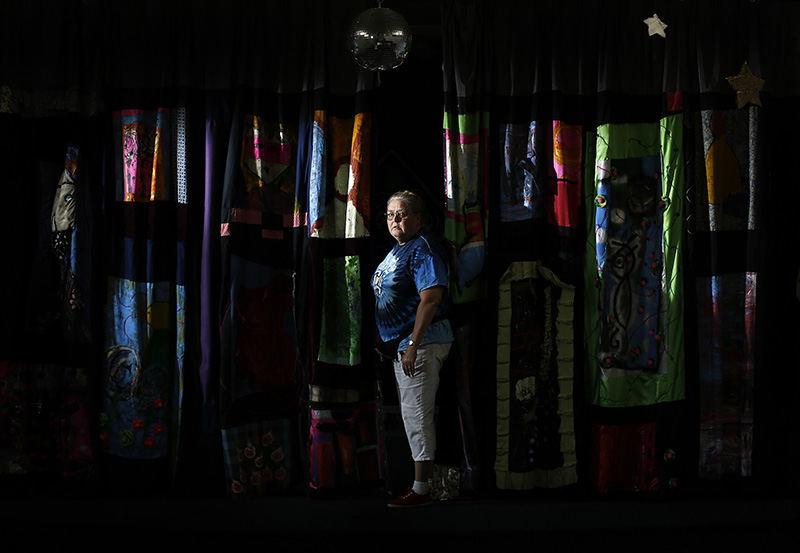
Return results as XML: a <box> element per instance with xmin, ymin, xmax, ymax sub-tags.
<box><xmin>1</xmin><ymin>0</ymin><xmax>798</xmax><ymax>497</ymax></box>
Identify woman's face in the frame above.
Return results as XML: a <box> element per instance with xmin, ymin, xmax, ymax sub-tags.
<box><xmin>386</xmin><ymin>199</ymin><xmax>422</xmax><ymax>245</ymax></box>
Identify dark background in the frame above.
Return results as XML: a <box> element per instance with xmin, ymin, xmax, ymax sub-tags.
<box><xmin>1</xmin><ymin>1</ymin><xmax>799</xmax><ymax>550</ymax></box>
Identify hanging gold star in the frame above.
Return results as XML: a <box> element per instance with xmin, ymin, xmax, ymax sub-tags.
<box><xmin>643</xmin><ymin>13</ymin><xmax>667</xmax><ymax>38</ymax></box>
<box><xmin>726</xmin><ymin>61</ymin><xmax>765</xmax><ymax>108</ymax></box>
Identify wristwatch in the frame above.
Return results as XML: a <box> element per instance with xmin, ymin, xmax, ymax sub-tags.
<box><xmin>407</xmin><ymin>339</ymin><xmax>418</xmax><ymax>348</ymax></box>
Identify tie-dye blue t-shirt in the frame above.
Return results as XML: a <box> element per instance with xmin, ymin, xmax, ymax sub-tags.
<box><xmin>372</xmin><ymin>234</ymin><xmax>453</xmax><ymax>350</ymax></box>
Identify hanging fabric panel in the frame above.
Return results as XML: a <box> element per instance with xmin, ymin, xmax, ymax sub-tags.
<box><xmin>0</xmin><ymin>362</ymin><xmax>94</xmax><ymax>479</ymax></box>
<box><xmin>497</xmin><ymin>118</ymin><xmax>584</xmax><ymax>280</ymax></box>
<box><xmin>306</xmin><ymin>100</ymin><xmax>373</xmax><ymax>383</ymax></box>
<box><xmin>2</xmin><ymin>0</ymin><xmax>799</xmax><ymax>497</ymax></box>
<box><xmin>305</xmin><ymin>92</ymin><xmax>386</xmax><ymax>495</ymax></box>
<box><xmin>693</xmin><ymin>107</ymin><xmax>759</xmax><ymax>478</ymax></box>
<box><xmin>24</xmin><ymin>140</ymin><xmax>96</xmax><ymax>364</ymax></box>
<box><xmin>443</xmin><ymin>111</ymin><xmax>490</xmax><ymax>303</ymax></box>
<box><xmin>305</xmin><ymin>100</ymin><xmax>372</xmax><ymax>379</ymax></box>
<box><xmin>101</xmin><ymin>107</ymin><xmax>186</xmax><ymax>463</ymax></box>
<box><xmin>218</xmin><ymin>93</ymin><xmax>299</xmax><ymax>416</ymax></box>
<box><xmin>548</xmin><ymin>122</ymin><xmax>583</xmax><ymax>233</ymax></box>
<box><xmin>318</xmin><ymin>256</ymin><xmax>362</xmax><ymax>367</ymax></box>
<box><xmin>591</xmin><ymin>422</ymin><xmax>658</xmax><ymax>493</ymax></box>
<box><xmin>221</xmin><ymin>418</ymin><xmax>294</xmax><ymax>499</ymax></box>
<box><xmin>499</xmin><ymin>122</ymin><xmax>538</xmax><ymax>223</ymax></box>
<box><xmin>298</xmin><ymin>0</ymin><xmax>384</xmax><ymax>494</ymax></box>
<box><xmin>309</xmin><ymin>111</ymin><xmax>371</xmax><ymax>239</ymax></box>
<box><xmin>584</xmin><ymin>113</ymin><xmax>685</xmax><ymax>408</ymax></box>
<box><xmin>495</xmin><ymin>261</ymin><xmax>577</xmax><ymax>489</ymax></box>
<box><xmin>307</xmin><ymin>402</ymin><xmax>385</xmax><ymax>492</ymax></box>
<box><xmin>215</xmin><ymin>89</ymin><xmax>301</xmax><ymax>496</ymax></box>
<box><xmin>441</xmin><ymin>0</ymin><xmax>490</xmax><ymax>304</ymax></box>
<box><xmin>197</xmin><ymin>97</ymin><xmax>229</xmax><ymax>433</ymax></box>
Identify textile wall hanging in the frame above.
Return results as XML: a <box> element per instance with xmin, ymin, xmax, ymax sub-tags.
<box><xmin>49</xmin><ymin>147</ymin><xmax>92</xmax><ymax>347</ymax></box>
<box><xmin>495</xmin><ymin>261</ymin><xmax>577</xmax><ymax>489</ymax></box>
<box><xmin>23</xmin><ymin>141</ymin><xmax>97</xmax><ymax>367</ymax></box>
<box><xmin>443</xmin><ymin>110</ymin><xmax>489</xmax><ymax>303</ymax></box>
<box><xmin>691</xmin><ymin>107</ymin><xmax>760</xmax><ymax>478</ymax></box>
<box><xmin>307</xmin><ymin>402</ymin><xmax>386</xmax><ymax>492</ymax></box>
<box><xmin>101</xmin><ymin>107</ymin><xmax>186</xmax><ymax>464</ymax></box>
<box><xmin>305</xmin><ymin>101</ymin><xmax>373</xmax><ymax>381</ymax></box>
<box><xmin>1</xmin><ymin>122</ymin><xmax>100</xmax><ymax>489</ymax></box>
<box><xmin>25</xmin><ymin>146</ymin><xmax>93</xmax><ymax>355</ymax></box>
<box><xmin>221</xmin><ymin>418</ymin><xmax>294</xmax><ymax>498</ymax></box>
<box><xmin>215</xmin><ymin>93</ymin><xmax>303</xmax><ymax>493</ymax></box>
<box><xmin>318</xmin><ymin>256</ymin><xmax>362</xmax><ymax>366</ymax></box>
<box><xmin>591</xmin><ymin>422</ymin><xmax>657</xmax><ymax>493</ymax></box>
<box><xmin>584</xmin><ymin>113</ymin><xmax>685</xmax><ymax>408</ymax></box>
<box><xmin>218</xmin><ymin>94</ymin><xmax>301</xmax><ymax>422</ymax></box>
<box><xmin>197</xmin><ymin>100</ymin><xmax>226</xmax><ymax>433</ymax></box>
<box><xmin>222</xmin><ymin>258</ymin><xmax>296</xmax><ymax>401</ymax></box>
<box><xmin>439</xmin><ymin>1</ymin><xmax>494</xmax><ymax>492</ymax></box>
<box><xmin>500</xmin><ymin>121</ymin><xmax>582</xmax><ymax>231</ymax></box>
<box><xmin>589</xmin><ymin>404</ymin><xmax>686</xmax><ymax>494</ymax></box>
<box><xmin>441</xmin><ymin>0</ymin><xmax>490</xmax><ymax>304</ymax></box>
<box><xmin>497</xmin><ymin>119</ymin><xmax>584</xmax><ymax>281</ymax></box>
<box><xmin>0</xmin><ymin>362</ymin><xmax>94</xmax><ymax>479</ymax></box>
<box><xmin>308</xmin><ymin>110</ymin><xmax>371</xmax><ymax>239</ymax></box>
<box><xmin>304</xmin><ymin>90</ymin><xmax>386</xmax><ymax>496</ymax></box>
<box><xmin>498</xmin><ymin>122</ymin><xmax>538</xmax><ymax>223</ymax></box>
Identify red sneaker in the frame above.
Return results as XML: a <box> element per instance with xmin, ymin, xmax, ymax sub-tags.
<box><xmin>387</xmin><ymin>488</ymin><xmax>432</xmax><ymax>508</ymax></box>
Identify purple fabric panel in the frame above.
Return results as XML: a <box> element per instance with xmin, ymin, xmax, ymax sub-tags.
<box><xmin>200</xmin><ymin>119</ymin><xmax>214</xmax><ymax>403</ymax></box>
<box><xmin>199</xmin><ymin>116</ymin><xmax>220</xmax><ymax>434</ymax></box>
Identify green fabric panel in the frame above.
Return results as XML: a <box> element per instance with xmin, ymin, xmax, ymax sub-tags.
<box><xmin>598</xmin><ymin>121</ymin><xmax>661</xmax><ymax>159</ymax></box>
<box><xmin>659</xmin><ymin>115</ymin><xmax>686</xmax><ymax>403</ymax></box>
<box><xmin>584</xmin><ymin>114</ymin><xmax>685</xmax><ymax>407</ymax></box>
<box><xmin>318</xmin><ymin>256</ymin><xmax>361</xmax><ymax>366</ymax></box>
<box><xmin>442</xmin><ymin>110</ymin><xmax>490</xmax><ymax>136</ymax></box>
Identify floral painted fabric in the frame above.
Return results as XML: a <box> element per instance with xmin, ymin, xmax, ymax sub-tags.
<box><xmin>221</xmin><ymin>419</ymin><xmax>293</xmax><ymax>498</ymax></box>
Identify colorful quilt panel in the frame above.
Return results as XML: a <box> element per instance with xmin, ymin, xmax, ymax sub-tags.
<box><xmin>584</xmin><ymin>114</ymin><xmax>685</xmax><ymax>407</ymax></box>
<box><xmin>499</xmin><ymin>122</ymin><xmax>539</xmax><ymax>222</ymax></box>
<box><xmin>694</xmin><ymin>107</ymin><xmax>759</xmax><ymax>478</ymax></box>
<box><xmin>113</xmin><ymin>109</ymin><xmax>172</xmax><ymax>203</ymax></box>
<box><xmin>309</xmin><ymin>111</ymin><xmax>371</xmax><ymax>239</ymax></box>
<box><xmin>308</xmin><ymin>402</ymin><xmax>386</xmax><ymax>492</ymax></box>
<box><xmin>101</xmin><ymin>277</ymin><xmax>184</xmax><ymax>460</ymax></box>
<box><xmin>443</xmin><ymin>110</ymin><xmax>489</xmax><ymax>302</ymax></box>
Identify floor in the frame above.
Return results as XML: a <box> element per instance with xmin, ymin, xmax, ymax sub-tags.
<box><xmin>2</xmin><ymin>486</ymin><xmax>798</xmax><ymax>552</ymax></box>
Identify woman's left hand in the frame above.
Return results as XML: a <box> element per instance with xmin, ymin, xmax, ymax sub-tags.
<box><xmin>401</xmin><ymin>347</ymin><xmax>418</xmax><ymax>377</ymax></box>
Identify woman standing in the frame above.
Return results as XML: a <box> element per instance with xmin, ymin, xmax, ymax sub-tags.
<box><xmin>371</xmin><ymin>190</ymin><xmax>453</xmax><ymax>508</ymax></box>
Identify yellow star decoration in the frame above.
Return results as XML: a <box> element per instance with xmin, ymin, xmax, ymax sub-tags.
<box><xmin>726</xmin><ymin>61</ymin><xmax>765</xmax><ymax>108</ymax></box>
<box><xmin>643</xmin><ymin>13</ymin><xmax>667</xmax><ymax>38</ymax></box>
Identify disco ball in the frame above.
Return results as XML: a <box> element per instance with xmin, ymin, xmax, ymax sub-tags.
<box><xmin>348</xmin><ymin>5</ymin><xmax>412</xmax><ymax>71</ymax></box>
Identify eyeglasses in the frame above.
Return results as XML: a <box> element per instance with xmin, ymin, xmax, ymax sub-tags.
<box><xmin>385</xmin><ymin>210</ymin><xmax>410</xmax><ymax>220</ymax></box>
